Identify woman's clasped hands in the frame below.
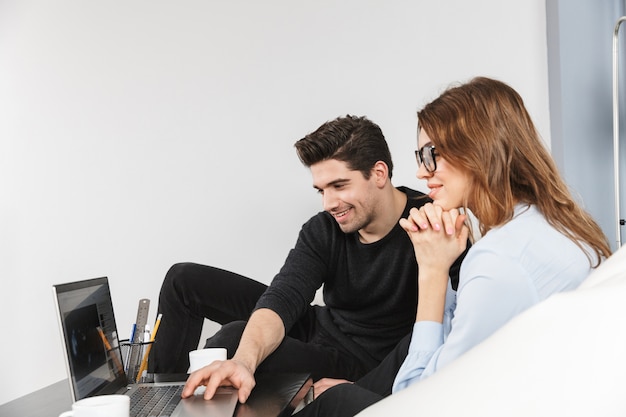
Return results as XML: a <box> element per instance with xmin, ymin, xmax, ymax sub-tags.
<box><xmin>399</xmin><ymin>203</ymin><xmax>469</xmax><ymax>272</ymax></box>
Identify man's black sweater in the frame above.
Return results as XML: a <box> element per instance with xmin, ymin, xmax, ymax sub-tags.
<box><xmin>255</xmin><ymin>187</ymin><xmax>451</xmax><ymax>371</ymax></box>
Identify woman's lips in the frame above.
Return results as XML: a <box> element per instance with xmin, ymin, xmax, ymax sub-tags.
<box><xmin>428</xmin><ymin>184</ymin><xmax>442</xmax><ymax>200</ymax></box>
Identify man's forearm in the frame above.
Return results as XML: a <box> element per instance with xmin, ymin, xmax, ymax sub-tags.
<box><xmin>231</xmin><ymin>308</ymin><xmax>285</xmax><ymax>373</ymax></box>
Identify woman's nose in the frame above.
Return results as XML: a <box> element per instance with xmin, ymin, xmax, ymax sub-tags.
<box><xmin>416</xmin><ymin>163</ymin><xmax>432</xmax><ymax>180</ymax></box>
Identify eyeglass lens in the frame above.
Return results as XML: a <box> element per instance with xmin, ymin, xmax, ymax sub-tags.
<box><xmin>415</xmin><ymin>145</ymin><xmax>437</xmax><ymax>172</ymax></box>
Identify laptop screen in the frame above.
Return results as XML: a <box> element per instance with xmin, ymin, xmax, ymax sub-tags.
<box><xmin>53</xmin><ymin>277</ymin><xmax>128</xmax><ymax>401</ymax></box>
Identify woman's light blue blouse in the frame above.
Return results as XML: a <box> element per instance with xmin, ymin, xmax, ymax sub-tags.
<box><xmin>393</xmin><ymin>204</ymin><xmax>595</xmax><ymax>392</ymax></box>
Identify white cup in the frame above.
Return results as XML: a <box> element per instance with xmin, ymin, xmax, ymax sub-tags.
<box><xmin>188</xmin><ymin>347</ymin><xmax>227</xmax><ymax>373</ymax></box>
<box><xmin>58</xmin><ymin>394</ymin><xmax>129</xmax><ymax>417</ymax></box>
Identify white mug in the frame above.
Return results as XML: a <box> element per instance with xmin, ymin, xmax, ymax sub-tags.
<box><xmin>188</xmin><ymin>347</ymin><xmax>227</xmax><ymax>373</ymax></box>
<box><xmin>58</xmin><ymin>394</ymin><xmax>129</xmax><ymax>417</ymax></box>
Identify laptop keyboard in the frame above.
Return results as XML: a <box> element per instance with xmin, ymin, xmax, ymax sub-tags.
<box><xmin>129</xmin><ymin>385</ymin><xmax>183</xmax><ymax>417</ymax></box>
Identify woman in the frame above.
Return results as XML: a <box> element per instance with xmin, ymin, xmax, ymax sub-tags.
<box><xmin>296</xmin><ymin>77</ymin><xmax>611</xmax><ymax>416</ymax></box>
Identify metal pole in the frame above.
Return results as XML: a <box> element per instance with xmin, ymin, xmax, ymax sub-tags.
<box><xmin>612</xmin><ymin>17</ymin><xmax>626</xmax><ymax>248</ymax></box>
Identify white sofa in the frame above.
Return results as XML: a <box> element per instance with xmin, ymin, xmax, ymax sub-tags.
<box><xmin>357</xmin><ymin>244</ymin><xmax>626</xmax><ymax>417</ymax></box>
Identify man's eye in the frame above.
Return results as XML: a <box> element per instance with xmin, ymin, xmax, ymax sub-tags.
<box><xmin>317</xmin><ymin>189</ymin><xmax>324</xmax><ymax>195</ymax></box>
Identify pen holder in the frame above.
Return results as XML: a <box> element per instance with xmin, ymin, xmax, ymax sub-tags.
<box><xmin>120</xmin><ymin>339</ymin><xmax>154</xmax><ymax>384</ymax></box>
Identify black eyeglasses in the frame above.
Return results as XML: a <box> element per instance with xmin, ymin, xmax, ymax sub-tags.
<box><xmin>415</xmin><ymin>145</ymin><xmax>438</xmax><ymax>173</ymax></box>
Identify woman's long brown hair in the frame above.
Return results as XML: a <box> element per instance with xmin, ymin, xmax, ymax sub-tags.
<box><xmin>418</xmin><ymin>77</ymin><xmax>611</xmax><ymax>266</ymax></box>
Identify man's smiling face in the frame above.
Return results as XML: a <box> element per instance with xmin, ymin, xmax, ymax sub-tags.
<box><xmin>310</xmin><ymin>158</ymin><xmax>380</xmax><ymax>235</ymax></box>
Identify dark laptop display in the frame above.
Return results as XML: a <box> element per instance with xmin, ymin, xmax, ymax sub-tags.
<box><xmin>53</xmin><ymin>277</ymin><xmax>128</xmax><ymax>400</ymax></box>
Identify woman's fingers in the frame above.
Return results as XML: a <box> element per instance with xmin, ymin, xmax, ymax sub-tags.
<box><xmin>422</xmin><ymin>204</ymin><xmax>443</xmax><ymax>231</ymax></box>
<box><xmin>404</xmin><ymin>203</ymin><xmax>438</xmax><ymax>231</ymax></box>
<box><xmin>406</xmin><ymin>203</ymin><xmax>455</xmax><ymax>232</ymax></box>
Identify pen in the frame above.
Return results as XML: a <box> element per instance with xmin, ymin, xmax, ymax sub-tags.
<box><xmin>140</xmin><ymin>324</ymin><xmax>151</xmax><ymax>370</ymax></box>
<box><xmin>136</xmin><ymin>314</ymin><xmax>162</xmax><ymax>383</ymax></box>
<box><xmin>130</xmin><ymin>323</ymin><xmax>137</xmax><ymax>343</ymax></box>
<box><xmin>124</xmin><ymin>323</ymin><xmax>137</xmax><ymax>373</ymax></box>
<box><xmin>143</xmin><ymin>325</ymin><xmax>151</xmax><ymax>344</ymax></box>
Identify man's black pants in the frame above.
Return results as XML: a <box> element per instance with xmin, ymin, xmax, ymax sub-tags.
<box><xmin>147</xmin><ymin>263</ymin><xmax>369</xmax><ymax>381</ymax></box>
<box><xmin>293</xmin><ymin>333</ymin><xmax>411</xmax><ymax>417</ymax></box>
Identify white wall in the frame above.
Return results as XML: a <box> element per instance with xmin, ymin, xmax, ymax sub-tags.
<box><xmin>0</xmin><ymin>0</ymin><xmax>549</xmax><ymax>405</ymax></box>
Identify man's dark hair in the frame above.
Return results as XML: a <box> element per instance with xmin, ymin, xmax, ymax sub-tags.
<box><xmin>294</xmin><ymin>115</ymin><xmax>394</xmax><ymax>179</ymax></box>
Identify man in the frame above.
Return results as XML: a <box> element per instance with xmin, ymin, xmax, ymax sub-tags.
<box><xmin>149</xmin><ymin>115</ymin><xmax>463</xmax><ymax>403</ymax></box>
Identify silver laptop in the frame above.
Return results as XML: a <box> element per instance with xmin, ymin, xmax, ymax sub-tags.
<box><xmin>52</xmin><ymin>277</ymin><xmax>238</xmax><ymax>417</ymax></box>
